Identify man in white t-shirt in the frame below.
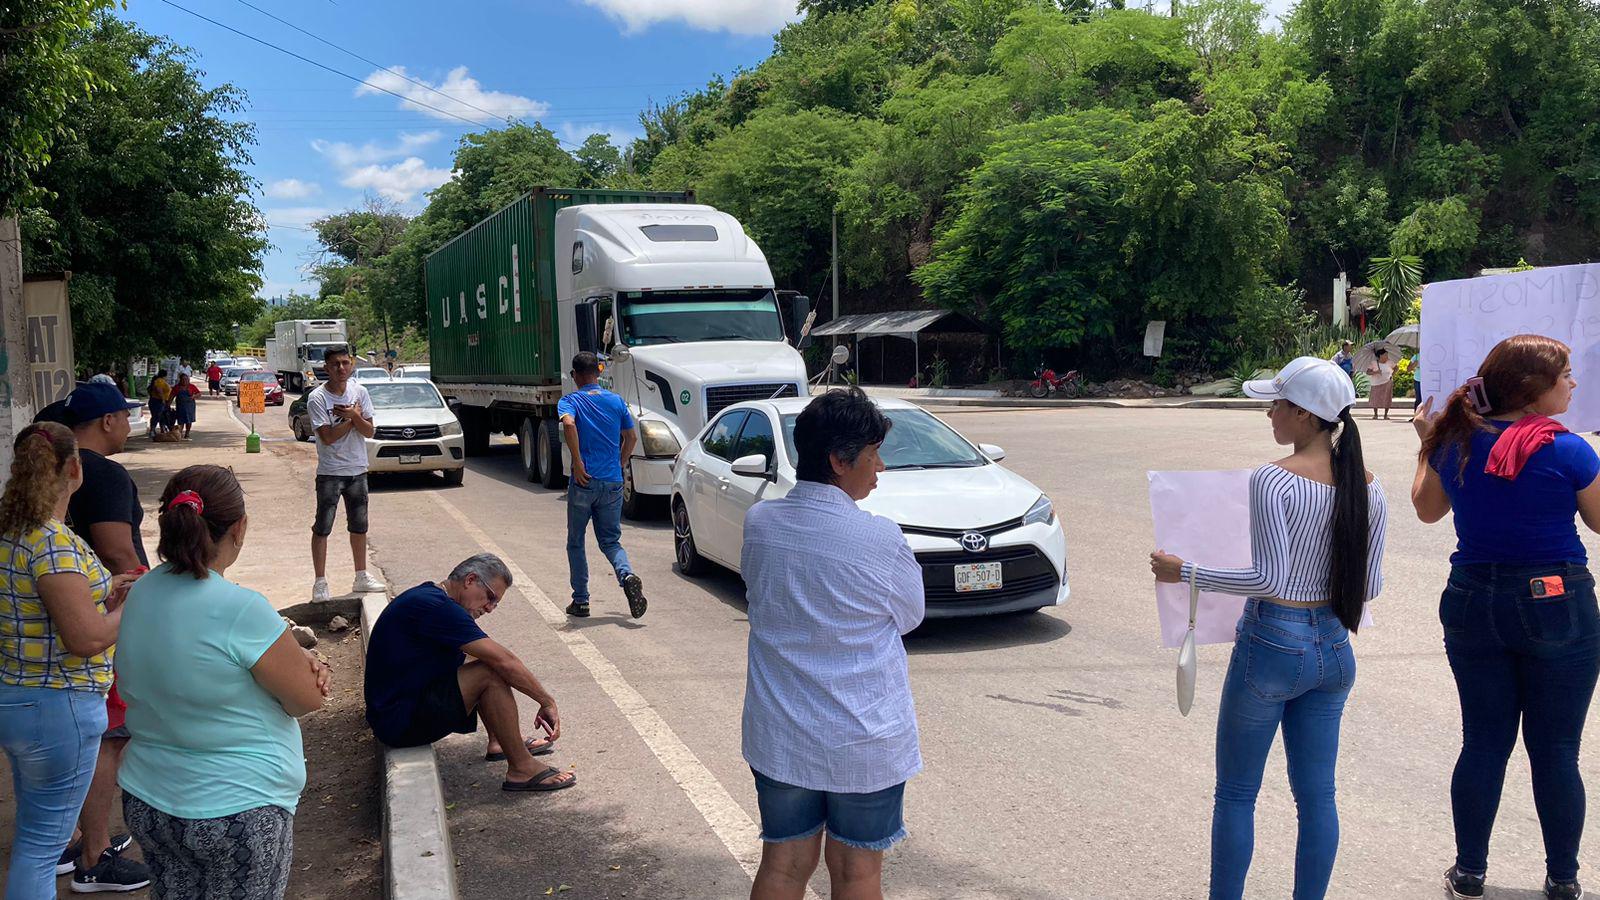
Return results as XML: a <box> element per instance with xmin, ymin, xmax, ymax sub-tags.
<box><xmin>307</xmin><ymin>346</ymin><xmax>386</xmax><ymax>602</ymax></box>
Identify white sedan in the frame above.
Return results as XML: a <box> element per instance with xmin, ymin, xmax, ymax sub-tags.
<box><xmin>670</xmin><ymin>397</ymin><xmax>1070</xmax><ymax>618</ymax></box>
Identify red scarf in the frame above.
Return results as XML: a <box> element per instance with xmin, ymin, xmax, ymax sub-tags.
<box><xmin>1485</xmin><ymin>415</ymin><xmax>1567</xmax><ymax>481</ymax></box>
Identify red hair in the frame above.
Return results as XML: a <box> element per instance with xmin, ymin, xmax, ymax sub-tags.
<box><xmin>1420</xmin><ymin>334</ymin><xmax>1570</xmax><ymax>479</ymax></box>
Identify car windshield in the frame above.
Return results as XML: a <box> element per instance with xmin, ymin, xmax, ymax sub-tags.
<box><xmin>367</xmin><ymin>382</ymin><xmax>444</xmax><ymax>409</ymax></box>
<box><xmin>223</xmin><ymin>367</ymin><xmax>249</xmax><ymax>378</ymax></box>
<box><xmin>353</xmin><ymin>368</ymin><xmax>387</xmax><ymax>379</ymax></box>
<box><xmin>619</xmin><ymin>289</ymin><xmax>785</xmax><ymax>346</ymax></box>
<box><xmin>781</xmin><ymin>407</ymin><xmax>987</xmax><ymax>470</ymax></box>
<box><xmin>242</xmin><ymin>372</ymin><xmax>277</xmax><ymax>383</ymax></box>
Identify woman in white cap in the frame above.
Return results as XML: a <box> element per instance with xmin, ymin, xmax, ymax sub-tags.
<box><xmin>1150</xmin><ymin>356</ymin><xmax>1388</xmax><ymax>900</ymax></box>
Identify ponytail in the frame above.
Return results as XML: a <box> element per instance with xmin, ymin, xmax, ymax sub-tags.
<box><xmin>0</xmin><ymin>423</ymin><xmax>78</xmax><ymax>537</ymax></box>
<box><xmin>1326</xmin><ymin>407</ymin><xmax>1369</xmax><ymax>632</ymax></box>
<box><xmin>157</xmin><ymin>465</ymin><xmax>246</xmax><ymax>578</ymax></box>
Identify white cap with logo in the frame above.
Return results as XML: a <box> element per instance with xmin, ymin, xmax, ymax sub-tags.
<box><xmin>1242</xmin><ymin>356</ymin><xmax>1357</xmax><ymax>423</ymax></box>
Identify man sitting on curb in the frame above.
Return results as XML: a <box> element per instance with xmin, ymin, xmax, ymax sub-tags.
<box><xmin>363</xmin><ymin>554</ymin><xmax>576</xmax><ymax>792</ymax></box>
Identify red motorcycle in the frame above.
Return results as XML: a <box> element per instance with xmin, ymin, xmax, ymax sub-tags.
<box><xmin>1029</xmin><ymin>367</ymin><xmax>1084</xmax><ymax>399</ymax></box>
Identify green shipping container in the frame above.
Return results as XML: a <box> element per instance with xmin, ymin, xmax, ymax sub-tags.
<box><xmin>425</xmin><ymin>186</ymin><xmax>694</xmax><ymax>385</ymax></box>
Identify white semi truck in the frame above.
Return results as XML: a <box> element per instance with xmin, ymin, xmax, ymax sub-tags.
<box><xmin>270</xmin><ymin>318</ymin><xmax>349</xmax><ymax>390</ymax></box>
<box><xmin>426</xmin><ymin>188</ymin><xmax>813</xmax><ymax>518</ymax></box>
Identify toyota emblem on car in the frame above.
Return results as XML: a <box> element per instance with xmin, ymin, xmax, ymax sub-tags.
<box><xmin>960</xmin><ymin>532</ymin><xmax>988</xmax><ymax>553</ymax></box>
<box><xmin>401</xmin><ymin>427</ymin><xmax>416</xmax><ymax>439</ymax></box>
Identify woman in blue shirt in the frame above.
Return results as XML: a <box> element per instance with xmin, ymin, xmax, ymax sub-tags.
<box><xmin>1413</xmin><ymin>334</ymin><xmax>1600</xmax><ymax>900</ymax></box>
<box><xmin>115</xmin><ymin>465</ymin><xmax>329</xmax><ymax>899</ymax></box>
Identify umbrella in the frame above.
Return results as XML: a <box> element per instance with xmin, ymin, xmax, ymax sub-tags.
<box><xmin>1351</xmin><ymin>339</ymin><xmax>1401</xmax><ymax>377</ymax></box>
<box><xmin>1385</xmin><ymin>324</ymin><xmax>1420</xmax><ymax>347</ymax></box>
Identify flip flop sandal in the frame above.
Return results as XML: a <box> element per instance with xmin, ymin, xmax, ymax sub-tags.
<box><xmin>485</xmin><ymin>736</ymin><xmax>556</xmax><ymax>762</ymax></box>
<box><xmin>502</xmin><ymin>766</ymin><xmax>576</xmax><ymax>792</ymax></box>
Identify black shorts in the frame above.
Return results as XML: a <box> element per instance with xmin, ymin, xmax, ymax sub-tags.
<box><xmin>313</xmin><ymin>474</ymin><xmax>369</xmax><ymax>536</ymax></box>
<box><xmin>375</xmin><ymin>668</ymin><xmax>478</xmax><ymax>748</ymax></box>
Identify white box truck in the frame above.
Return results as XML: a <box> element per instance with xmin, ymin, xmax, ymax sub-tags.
<box><xmin>271</xmin><ymin>319</ymin><xmax>348</xmax><ymax>390</ymax></box>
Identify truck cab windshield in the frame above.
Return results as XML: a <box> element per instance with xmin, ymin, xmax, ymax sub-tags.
<box><xmin>620</xmin><ymin>289</ymin><xmax>785</xmax><ymax>346</ymax></box>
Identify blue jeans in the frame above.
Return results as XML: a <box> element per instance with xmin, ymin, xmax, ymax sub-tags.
<box><xmin>1212</xmin><ymin>600</ymin><xmax>1355</xmax><ymax>900</ymax></box>
<box><xmin>566</xmin><ymin>480</ymin><xmax>632</xmax><ymax>604</ymax></box>
<box><xmin>1440</xmin><ymin>562</ymin><xmax>1600</xmax><ymax>883</ymax></box>
<box><xmin>0</xmin><ymin>685</ymin><xmax>107</xmax><ymax>899</ymax></box>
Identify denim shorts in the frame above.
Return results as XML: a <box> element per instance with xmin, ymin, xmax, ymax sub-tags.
<box><xmin>751</xmin><ymin>768</ymin><xmax>907</xmax><ymax>851</ymax></box>
<box><xmin>312</xmin><ymin>474</ymin><xmax>369</xmax><ymax>536</ymax></box>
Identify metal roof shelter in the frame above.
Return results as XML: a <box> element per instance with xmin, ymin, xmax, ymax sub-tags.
<box><xmin>811</xmin><ymin>309</ymin><xmax>994</xmax><ymax>384</ymax></box>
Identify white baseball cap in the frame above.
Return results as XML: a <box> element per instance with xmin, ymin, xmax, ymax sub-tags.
<box><xmin>1242</xmin><ymin>356</ymin><xmax>1356</xmax><ymax>423</ymax></box>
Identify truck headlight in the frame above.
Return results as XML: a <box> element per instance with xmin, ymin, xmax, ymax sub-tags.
<box><xmin>638</xmin><ymin>419</ymin><xmax>682</xmax><ymax>457</ymax></box>
<box><xmin>1023</xmin><ymin>494</ymin><xmax>1055</xmax><ymax>527</ymax></box>
<box><xmin>440</xmin><ymin>420</ymin><xmax>462</xmax><ymax>436</ymax></box>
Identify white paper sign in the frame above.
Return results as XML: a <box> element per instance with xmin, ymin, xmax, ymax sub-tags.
<box><xmin>1420</xmin><ymin>264</ymin><xmax>1600</xmax><ymax>431</ymax></box>
<box><xmin>1148</xmin><ymin>469</ymin><xmax>1253</xmax><ymax>648</ymax></box>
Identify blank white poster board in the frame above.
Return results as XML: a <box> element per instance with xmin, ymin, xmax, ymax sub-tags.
<box><xmin>1148</xmin><ymin>469</ymin><xmax>1253</xmax><ymax>648</ymax></box>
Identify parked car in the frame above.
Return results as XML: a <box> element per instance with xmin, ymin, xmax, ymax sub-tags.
<box><xmin>352</xmin><ymin>366</ymin><xmax>390</xmax><ymax>382</ymax></box>
<box><xmin>291</xmin><ymin>378</ymin><xmax>464</xmax><ymax>485</ymax></box>
<box><xmin>235</xmin><ymin>370</ymin><xmax>285</xmax><ymax>406</ymax></box>
<box><xmin>219</xmin><ymin>366</ymin><xmax>251</xmax><ymax>395</ymax></box>
<box><xmin>670</xmin><ymin>397</ymin><xmax>1069</xmax><ymax>618</ymax></box>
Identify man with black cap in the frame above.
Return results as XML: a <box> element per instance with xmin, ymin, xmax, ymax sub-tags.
<box><xmin>33</xmin><ymin>382</ymin><xmax>154</xmax><ymax>891</ymax></box>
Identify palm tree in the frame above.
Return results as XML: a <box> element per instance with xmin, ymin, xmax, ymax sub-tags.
<box><xmin>1367</xmin><ymin>255</ymin><xmax>1422</xmax><ymax>337</ymax></box>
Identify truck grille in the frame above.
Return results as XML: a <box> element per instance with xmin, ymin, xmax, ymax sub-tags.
<box><xmin>917</xmin><ymin>545</ymin><xmax>1059</xmax><ymax>605</ymax></box>
<box><xmin>375</xmin><ymin>425</ymin><xmax>441</xmax><ymax>440</ymax></box>
<box><xmin>705</xmin><ymin>383</ymin><xmax>798</xmax><ymax>417</ymax></box>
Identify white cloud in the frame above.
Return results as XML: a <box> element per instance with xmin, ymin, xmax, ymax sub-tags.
<box><xmin>339</xmin><ymin>157</ymin><xmax>452</xmax><ymax>203</ymax></box>
<box><xmin>261</xmin><ymin>206</ymin><xmax>333</xmax><ymax>231</ymax></box>
<box><xmin>310</xmin><ymin>132</ymin><xmax>442</xmax><ymax>169</ymax></box>
<box><xmin>264</xmin><ymin>178</ymin><xmax>321</xmax><ymax>200</ymax></box>
<box><xmin>357</xmin><ymin>66</ymin><xmax>549</xmax><ymax>123</ymax></box>
<box><xmin>580</xmin><ymin>0</ymin><xmax>798</xmax><ymax>34</ymax></box>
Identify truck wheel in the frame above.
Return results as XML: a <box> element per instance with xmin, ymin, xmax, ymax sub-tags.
<box><xmin>462</xmin><ymin>408</ymin><xmax>490</xmax><ymax>456</ymax></box>
<box><xmin>518</xmin><ymin>418</ymin><xmax>540</xmax><ymax>483</ymax></box>
<box><xmin>537</xmin><ymin>419</ymin><xmax>567</xmax><ymax>489</ymax></box>
<box><xmin>442</xmin><ymin>467</ymin><xmax>465</xmax><ymax>487</ymax></box>
<box><xmin>622</xmin><ymin>465</ymin><xmax>663</xmax><ymax>520</ymax></box>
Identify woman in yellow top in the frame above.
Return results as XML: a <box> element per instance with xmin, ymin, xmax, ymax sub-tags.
<box><xmin>0</xmin><ymin>422</ymin><xmax>137</xmax><ymax>899</ymax></box>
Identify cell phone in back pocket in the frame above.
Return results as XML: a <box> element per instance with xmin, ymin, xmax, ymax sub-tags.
<box><xmin>1530</xmin><ymin>576</ymin><xmax>1566</xmax><ymax>598</ymax></box>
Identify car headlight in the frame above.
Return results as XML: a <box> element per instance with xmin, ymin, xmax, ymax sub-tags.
<box><xmin>440</xmin><ymin>420</ymin><xmax>462</xmax><ymax>436</ymax></box>
<box><xmin>638</xmin><ymin>419</ymin><xmax>682</xmax><ymax>457</ymax></box>
<box><xmin>1023</xmin><ymin>494</ymin><xmax>1055</xmax><ymax>526</ymax></box>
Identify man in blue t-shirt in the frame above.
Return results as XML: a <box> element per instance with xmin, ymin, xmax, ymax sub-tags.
<box><xmin>364</xmin><ymin>554</ymin><xmax>575</xmax><ymax>792</ymax></box>
<box><xmin>557</xmin><ymin>351</ymin><xmax>647</xmax><ymax>620</ymax></box>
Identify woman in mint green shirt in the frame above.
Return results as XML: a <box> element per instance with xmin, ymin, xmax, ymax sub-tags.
<box><xmin>115</xmin><ymin>465</ymin><xmax>329</xmax><ymax>899</ymax></box>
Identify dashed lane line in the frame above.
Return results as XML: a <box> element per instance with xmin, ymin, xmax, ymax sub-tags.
<box><xmin>426</xmin><ymin>490</ymin><xmax>817</xmax><ymax>898</ymax></box>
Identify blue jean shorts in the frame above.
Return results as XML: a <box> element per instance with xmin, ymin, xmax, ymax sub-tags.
<box><xmin>751</xmin><ymin>768</ymin><xmax>907</xmax><ymax>851</ymax></box>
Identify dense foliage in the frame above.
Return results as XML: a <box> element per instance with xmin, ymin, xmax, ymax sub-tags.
<box><xmin>18</xmin><ymin>16</ymin><xmax>265</xmax><ymax>368</ymax></box>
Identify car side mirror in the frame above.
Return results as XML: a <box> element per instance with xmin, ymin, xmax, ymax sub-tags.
<box><xmin>979</xmin><ymin>443</ymin><xmax>1006</xmax><ymax>461</ymax></box>
<box><xmin>731</xmin><ymin>453</ymin><xmax>773</xmax><ymax>481</ymax></box>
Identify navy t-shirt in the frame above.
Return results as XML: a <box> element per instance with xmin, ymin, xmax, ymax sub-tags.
<box><xmin>557</xmin><ymin>385</ymin><xmax>635</xmax><ymax>482</ymax></box>
<box><xmin>1432</xmin><ymin>425</ymin><xmax>1600</xmax><ymax>565</ymax></box>
<box><xmin>363</xmin><ymin>583</ymin><xmax>487</xmax><ymax>738</ymax></box>
<box><xmin>67</xmin><ymin>449</ymin><xmax>148</xmax><ymax>569</ymax></box>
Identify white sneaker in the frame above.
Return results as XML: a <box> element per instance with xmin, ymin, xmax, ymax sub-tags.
<box><xmin>352</xmin><ymin>571</ymin><xmax>386</xmax><ymax>593</ymax></box>
<box><xmin>311</xmin><ymin>579</ymin><xmax>330</xmax><ymax>603</ymax></box>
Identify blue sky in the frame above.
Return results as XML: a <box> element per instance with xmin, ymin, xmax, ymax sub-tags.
<box><xmin>119</xmin><ymin>0</ymin><xmax>1293</xmax><ymax>302</ymax></box>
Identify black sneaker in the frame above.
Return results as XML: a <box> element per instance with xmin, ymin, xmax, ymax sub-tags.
<box><xmin>1445</xmin><ymin>866</ymin><xmax>1486</xmax><ymax>899</ymax></box>
<box><xmin>72</xmin><ymin>848</ymin><xmax>150</xmax><ymax>893</ymax></box>
<box><xmin>565</xmin><ymin>601</ymin><xmax>590</xmax><ymax>618</ymax></box>
<box><xmin>1546</xmin><ymin>876</ymin><xmax>1585</xmax><ymax>900</ymax></box>
<box><xmin>622</xmin><ymin>574</ymin><xmax>647</xmax><ymax>619</ymax></box>
<box><xmin>56</xmin><ymin>835</ymin><xmax>133</xmax><ymax>876</ymax></box>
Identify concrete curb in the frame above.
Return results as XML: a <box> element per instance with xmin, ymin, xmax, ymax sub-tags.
<box><xmin>359</xmin><ymin>594</ymin><xmax>460</xmax><ymax>900</ymax></box>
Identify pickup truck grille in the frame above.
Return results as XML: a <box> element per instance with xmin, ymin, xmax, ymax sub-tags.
<box><xmin>705</xmin><ymin>383</ymin><xmax>798</xmax><ymax>417</ymax></box>
<box><xmin>375</xmin><ymin>425</ymin><xmax>441</xmax><ymax>440</ymax></box>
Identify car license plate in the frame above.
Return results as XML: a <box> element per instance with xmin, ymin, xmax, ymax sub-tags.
<box><xmin>399</xmin><ymin>453</ymin><xmax>422</xmax><ymax>465</ymax></box>
<box><xmin>954</xmin><ymin>562</ymin><xmax>1003</xmax><ymax>593</ymax></box>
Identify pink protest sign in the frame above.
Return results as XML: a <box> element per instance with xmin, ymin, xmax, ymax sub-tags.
<box><xmin>1148</xmin><ymin>468</ymin><xmax>1253</xmax><ymax>648</ymax></box>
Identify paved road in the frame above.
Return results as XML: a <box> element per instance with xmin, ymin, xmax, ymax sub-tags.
<box><xmin>265</xmin><ymin>403</ymin><xmax>1600</xmax><ymax>899</ymax></box>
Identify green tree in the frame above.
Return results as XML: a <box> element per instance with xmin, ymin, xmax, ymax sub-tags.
<box><xmin>576</xmin><ymin>133</ymin><xmax>623</xmax><ymax>186</ymax></box>
<box><xmin>0</xmin><ymin>0</ymin><xmax>115</xmax><ymax>213</ymax></box>
<box><xmin>1367</xmin><ymin>254</ymin><xmax>1421</xmax><ymax>337</ymax></box>
<box><xmin>19</xmin><ymin>16</ymin><xmax>265</xmax><ymax>367</ymax></box>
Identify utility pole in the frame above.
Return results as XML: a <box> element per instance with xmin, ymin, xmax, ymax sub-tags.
<box><xmin>830</xmin><ymin>207</ymin><xmax>840</xmax><ymax>324</ymax></box>
<box><xmin>0</xmin><ymin>217</ymin><xmax>35</xmax><ymax>477</ymax></box>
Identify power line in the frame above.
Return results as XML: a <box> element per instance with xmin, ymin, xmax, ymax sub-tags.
<box><xmin>157</xmin><ymin>0</ymin><xmax>494</xmax><ymax>129</ymax></box>
<box><xmin>228</xmin><ymin>0</ymin><xmax>516</xmax><ymax>125</ymax></box>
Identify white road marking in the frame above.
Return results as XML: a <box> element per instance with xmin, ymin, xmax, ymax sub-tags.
<box><xmin>428</xmin><ymin>491</ymin><xmax>816</xmax><ymax>896</ymax></box>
